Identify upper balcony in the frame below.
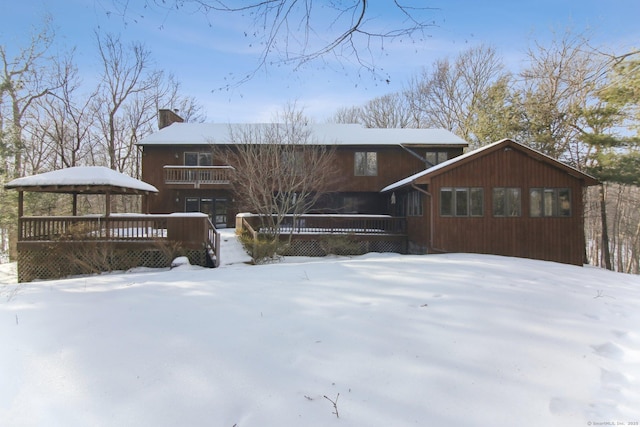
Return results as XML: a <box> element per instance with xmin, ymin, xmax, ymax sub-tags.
<box><xmin>163</xmin><ymin>165</ymin><xmax>234</xmax><ymax>189</ymax></box>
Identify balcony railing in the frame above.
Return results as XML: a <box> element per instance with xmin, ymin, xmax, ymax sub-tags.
<box><xmin>163</xmin><ymin>166</ymin><xmax>234</xmax><ymax>187</ymax></box>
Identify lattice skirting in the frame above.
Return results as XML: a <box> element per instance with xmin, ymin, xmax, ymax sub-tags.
<box><xmin>280</xmin><ymin>237</ymin><xmax>406</xmax><ymax>257</ymax></box>
<box><xmin>17</xmin><ymin>242</ymin><xmax>208</xmax><ymax>283</ymax></box>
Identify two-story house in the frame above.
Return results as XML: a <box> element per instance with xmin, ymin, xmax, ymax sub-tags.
<box><xmin>137</xmin><ymin>110</ymin><xmax>468</xmax><ymax>227</ymax></box>
<box><xmin>138</xmin><ymin>110</ymin><xmax>599</xmax><ymax>266</ymax></box>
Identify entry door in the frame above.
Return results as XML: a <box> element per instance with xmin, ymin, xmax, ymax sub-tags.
<box><xmin>185</xmin><ymin>197</ymin><xmax>227</xmax><ymax>227</ymax></box>
<box><xmin>200</xmin><ymin>198</ymin><xmax>214</xmax><ymax>219</ymax></box>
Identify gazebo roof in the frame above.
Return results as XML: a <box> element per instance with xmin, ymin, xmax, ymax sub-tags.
<box><xmin>4</xmin><ymin>166</ymin><xmax>158</xmax><ymax>195</ymax></box>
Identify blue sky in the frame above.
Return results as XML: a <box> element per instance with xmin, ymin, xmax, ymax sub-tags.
<box><xmin>1</xmin><ymin>0</ymin><xmax>639</xmax><ymax>123</ymax></box>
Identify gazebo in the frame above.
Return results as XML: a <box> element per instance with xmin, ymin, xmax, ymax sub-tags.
<box><xmin>5</xmin><ymin>167</ymin><xmax>219</xmax><ymax>282</ymax></box>
<box><xmin>5</xmin><ymin>166</ymin><xmax>158</xmax><ymax>217</ymax></box>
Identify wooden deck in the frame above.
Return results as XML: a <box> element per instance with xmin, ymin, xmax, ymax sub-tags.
<box><xmin>16</xmin><ymin>212</ymin><xmax>406</xmax><ymax>280</ymax></box>
<box><xmin>238</xmin><ymin>214</ymin><xmax>408</xmax><ymax>257</ymax></box>
<box><xmin>16</xmin><ymin>213</ymin><xmax>220</xmax><ymax>282</ymax></box>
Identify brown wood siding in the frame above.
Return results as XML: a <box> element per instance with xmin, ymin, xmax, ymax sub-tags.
<box><xmin>142</xmin><ymin>146</ymin><xmax>227</xmax><ymax>215</ymax></box>
<box><xmin>424</xmin><ymin>148</ymin><xmax>587</xmax><ymax>265</ymax></box>
<box><xmin>328</xmin><ymin>146</ymin><xmax>422</xmax><ymax>192</ymax></box>
<box><xmin>406</xmin><ymin>206</ymin><xmax>431</xmax><ymax>253</ymax></box>
<box><xmin>141</xmin><ymin>144</ymin><xmax>464</xmax><ymax>215</ymax></box>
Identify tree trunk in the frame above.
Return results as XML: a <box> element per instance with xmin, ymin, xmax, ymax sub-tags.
<box><xmin>600</xmin><ymin>184</ymin><xmax>613</xmax><ymax>270</ymax></box>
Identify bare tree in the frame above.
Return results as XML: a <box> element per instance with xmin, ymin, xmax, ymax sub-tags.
<box><xmin>331</xmin><ymin>93</ymin><xmax>416</xmax><ymax>128</ymax></box>
<box><xmin>219</xmin><ymin>104</ymin><xmax>339</xmax><ymax>254</ymax></box>
<box><xmin>105</xmin><ymin>0</ymin><xmax>437</xmax><ymax>87</ymax></box>
<box><xmin>157</xmin><ymin>76</ymin><xmax>207</xmax><ymax>124</ymax></box>
<box><xmin>330</xmin><ymin>105</ymin><xmax>363</xmax><ymax>125</ymax></box>
<box><xmin>585</xmin><ymin>183</ymin><xmax>640</xmax><ymax>273</ymax></box>
<box><xmin>0</xmin><ymin>19</ymin><xmax>60</xmax><ymax>259</ymax></box>
<box><xmin>91</xmin><ymin>32</ymin><xmax>204</xmax><ymax>179</ymax></box>
<box><xmin>0</xmin><ymin>18</ymin><xmax>58</xmax><ymax>177</ymax></box>
<box><xmin>405</xmin><ymin>44</ymin><xmax>505</xmax><ymax>143</ymax></box>
<box><xmin>31</xmin><ymin>53</ymin><xmax>96</xmax><ymax>170</ymax></box>
<box><xmin>518</xmin><ymin>30</ymin><xmax>609</xmax><ymax>163</ymax></box>
<box><xmin>360</xmin><ymin>92</ymin><xmax>417</xmax><ymax>128</ymax></box>
<box><xmin>92</xmin><ymin>32</ymin><xmax>162</xmax><ymax>173</ymax></box>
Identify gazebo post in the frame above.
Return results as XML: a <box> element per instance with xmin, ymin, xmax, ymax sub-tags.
<box><xmin>72</xmin><ymin>193</ymin><xmax>78</xmax><ymax>216</ymax></box>
<box><xmin>105</xmin><ymin>191</ymin><xmax>111</xmax><ymax>239</ymax></box>
<box><xmin>18</xmin><ymin>191</ymin><xmax>24</xmax><ymax>218</ymax></box>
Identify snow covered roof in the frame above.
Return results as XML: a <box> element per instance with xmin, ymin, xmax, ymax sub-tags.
<box><xmin>137</xmin><ymin>122</ymin><xmax>469</xmax><ymax>147</ymax></box>
<box><xmin>4</xmin><ymin>166</ymin><xmax>158</xmax><ymax>194</ymax></box>
<box><xmin>381</xmin><ymin>139</ymin><xmax>599</xmax><ymax>192</ymax></box>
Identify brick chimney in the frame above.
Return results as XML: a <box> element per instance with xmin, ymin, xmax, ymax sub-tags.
<box><xmin>158</xmin><ymin>109</ymin><xmax>185</xmax><ymax>129</ymax></box>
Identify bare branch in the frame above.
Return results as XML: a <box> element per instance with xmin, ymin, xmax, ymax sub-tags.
<box><xmin>103</xmin><ymin>0</ymin><xmax>438</xmax><ymax>88</ymax></box>
<box><xmin>217</xmin><ymin>104</ymin><xmax>340</xmax><ymax>248</ymax></box>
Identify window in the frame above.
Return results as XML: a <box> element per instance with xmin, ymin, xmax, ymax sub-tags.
<box><xmin>425</xmin><ymin>151</ymin><xmax>448</xmax><ymax>167</ymax></box>
<box><xmin>184</xmin><ymin>152</ymin><xmax>198</xmax><ymax>166</ymax></box>
<box><xmin>470</xmin><ymin>188</ymin><xmax>484</xmax><ymax>216</ymax></box>
<box><xmin>184</xmin><ymin>152</ymin><xmax>213</xmax><ymax>182</ymax></box>
<box><xmin>185</xmin><ymin>197</ymin><xmax>200</xmax><ymax>212</ymax></box>
<box><xmin>407</xmin><ymin>191</ymin><xmax>423</xmax><ymax>216</ymax></box>
<box><xmin>280</xmin><ymin>150</ymin><xmax>304</xmax><ymax>175</ymax></box>
<box><xmin>455</xmin><ymin>188</ymin><xmax>469</xmax><ymax>216</ymax></box>
<box><xmin>440</xmin><ymin>188</ymin><xmax>453</xmax><ymax>216</ymax></box>
<box><xmin>493</xmin><ymin>187</ymin><xmax>521</xmax><ymax>217</ymax></box>
<box><xmin>440</xmin><ymin>187</ymin><xmax>484</xmax><ymax>217</ymax></box>
<box><xmin>184</xmin><ymin>152</ymin><xmax>212</xmax><ymax>166</ymax></box>
<box><xmin>530</xmin><ymin>188</ymin><xmax>571</xmax><ymax>217</ymax></box>
<box><xmin>355</xmin><ymin>152</ymin><xmax>377</xmax><ymax>176</ymax></box>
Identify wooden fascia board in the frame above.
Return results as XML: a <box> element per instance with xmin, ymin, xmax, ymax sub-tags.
<box><xmin>512</xmin><ymin>145</ymin><xmax>600</xmax><ymax>186</ymax></box>
<box><xmin>4</xmin><ymin>184</ymin><xmax>157</xmax><ymax>195</ymax></box>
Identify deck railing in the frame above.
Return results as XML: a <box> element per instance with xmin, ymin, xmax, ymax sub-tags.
<box><xmin>19</xmin><ymin>215</ymin><xmax>169</xmax><ymax>241</ymax></box>
<box><xmin>16</xmin><ymin>214</ymin><xmax>221</xmax><ymax>281</ymax></box>
<box><xmin>206</xmin><ymin>217</ymin><xmax>221</xmax><ymax>267</ymax></box>
<box><xmin>163</xmin><ymin>166</ymin><xmax>234</xmax><ymax>187</ymax></box>
<box><xmin>237</xmin><ymin>213</ymin><xmax>408</xmax><ymax>257</ymax></box>
<box><xmin>18</xmin><ymin>213</ymin><xmax>219</xmax><ymax>256</ymax></box>
<box><xmin>242</xmin><ymin>214</ymin><xmax>407</xmax><ymax>235</ymax></box>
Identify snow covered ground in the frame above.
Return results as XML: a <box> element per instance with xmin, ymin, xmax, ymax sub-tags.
<box><xmin>1</xmin><ymin>229</ymin><xmax>639</xmax><ymax>427</ymax></box>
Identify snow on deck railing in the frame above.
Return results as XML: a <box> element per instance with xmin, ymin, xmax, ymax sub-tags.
<box><xmin>18</xmin><ymin>213</ymin><xmax>209</xmax><ymax>242</ymax></box>
<box><xmin>241</xmin><ymin>214</ymin><xmax>407</xmax><ymax>235</ymax></box>
<box><xmin>164</xmin><ymin>166</ymin><xmax>234</xmax><ymax>187</ymax></box>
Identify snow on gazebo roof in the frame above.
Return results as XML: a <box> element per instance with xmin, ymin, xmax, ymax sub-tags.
<box><xmin>4</xmin><ymin>166</ymin><xmax>158</xmax><ymax>194</ymax></box>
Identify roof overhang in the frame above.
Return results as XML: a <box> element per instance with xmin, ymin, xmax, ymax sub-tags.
<box><xmin>4</xmin><ymin>166</ymin><xmax>159</xmax><ymax>195</ymax></box>
<box><xmin>382</xmin><ymin>139</ymin><xmax>600</xmax><ymax>192</ymax></box>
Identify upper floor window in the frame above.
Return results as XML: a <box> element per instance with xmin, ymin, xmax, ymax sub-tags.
<box><xmin>280</xmin><ymin>150</ymin><xmax>304</xmax><ymax>175</ymax></box>
<box><xmin>440</xmin><ymin>187</ymin><xmax>484</xmax><ymax>217</ymax></box>
<box><xmin>425</xmin><ymin>151</ymin><xmax>448</xmax><ymax>167</ymax></box>
<box><xmin>355</xmin><ymin>151</ymin><xmax>378</xmax><ymax>176</ymax></box>
<box><xmin>530</xmin><ymin>188</ymin><xmax>571</xmax><ymax>217</ymax></box>
<box><xmin>493</xmin><ymin>187</ymin><xmax>521</xmax><ymax>217</ymax></box>
<box><xmin>184</xmin><ymin>152</ymin><xmax>212</xmax><ymax>166</ymax></box>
